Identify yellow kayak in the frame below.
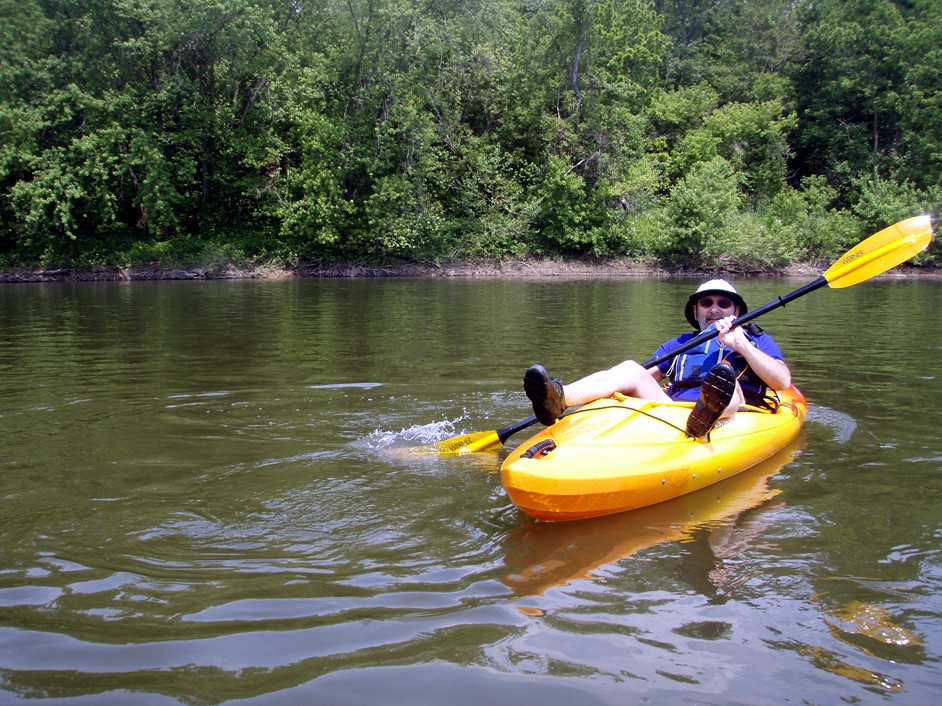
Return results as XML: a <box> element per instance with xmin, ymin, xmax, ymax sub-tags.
<box><xmin>500</xmin><ymin>386</ymin><xmax>807</xmax><ymax>522</ymax></box>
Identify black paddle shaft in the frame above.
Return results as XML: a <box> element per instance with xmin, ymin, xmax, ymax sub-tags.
<box><xmin>496</xmin><ymin>415</ymin><xmax>540</xmax><ymax>442</ymax></box>
<box><xmin>511</xmin><ymin>276</ymin><xmax>827</xmax><ymax>438</ymax></box>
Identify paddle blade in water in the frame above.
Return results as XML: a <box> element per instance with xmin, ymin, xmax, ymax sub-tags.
<box><xmin>824</xmin><ymin>215</ymin><xmax>933</xmax><ymax>288</ymax></box>
<box><xmin>420</xmin><ymin>429</ymin><xmax>502</xmax><ymax>455</ymax></box>
<box><xmin>415</xmin><ymin>415</ymin><xmax>540</xmax><ymax>455</ymax></box>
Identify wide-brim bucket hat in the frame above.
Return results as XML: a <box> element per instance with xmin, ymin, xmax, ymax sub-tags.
<box><xmin>684</xmin><ymin>279</ymin><xmax>748</xmax><ymax>329</ymax></box>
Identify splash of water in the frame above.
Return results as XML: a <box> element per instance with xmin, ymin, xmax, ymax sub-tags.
<box><xmin>357</xmin><ymin>413</ymin><xmax>470</xmax><ymax>450</ymax></box>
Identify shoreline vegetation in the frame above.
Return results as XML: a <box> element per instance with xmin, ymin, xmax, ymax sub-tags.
<box><xmin>1</xmin><ymin>258</ymin><xmax>936</xmax><ymax>283</ymax></box>
<box><xmin>3</xmin><ymin>1</ymin><xmax>940</xmax><ymax>278</ymax></box>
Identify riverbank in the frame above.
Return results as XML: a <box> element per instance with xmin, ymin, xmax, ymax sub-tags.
<box><xmin>3</xmin><ymin>257</ymin><xmax>924</xmax><ymax>283</ymax></box>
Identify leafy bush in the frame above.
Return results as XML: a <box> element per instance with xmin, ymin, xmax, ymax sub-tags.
<box><xmin>850</xmin><ymin>177</ymin><xmax>939</xmax><ymax>266</ymax></box>
<box><xmin>765</xmin><ymin>176</ymin><xmax>858</xmax><ymax>263</ymax></box>
<box><xmin>661</xmin><ymin>157</ymin><xmax>742</xmax><ymax>267</ymax></box>
<box><xmin>703</xmin><ymin>211</ymin><xmax>797</xmax><ymax>270</ymax></box>
<box><xmin>533</xmin><ymin>157</ymin><xmax>614</xmax><ymax>256</ymax></box>
<box><xmin>851</xmin><ymin>177</ymin><xmax>932</xmax><ymax>231</ymax></box>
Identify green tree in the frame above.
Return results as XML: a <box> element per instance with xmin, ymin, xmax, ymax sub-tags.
<box><xmin>506</xmin><ymin>0</ymin><xmax>669</xmax><ymax>254</ymax></box>
<box><xmin>1</xmin><ymin>0</ymin><xmax>297</xmax><ymax>264</ymax></box>
<box><xmin>792</xmin><ymin>0</ymin><xmax>906</xmax><ymax>189</ymax></box>
<box><xmin>892</xmin><ymin>0</ymin><xmax>942</xmax><ymax>194</ymax></box>
<box><xmin>0</xmin><ymin>0</ymin><xmax>937</xmax><ymax>270</ymax></box>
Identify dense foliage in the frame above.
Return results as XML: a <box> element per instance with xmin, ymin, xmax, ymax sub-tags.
<box><xmin>1</xmin><ymin>0</ymin><xmax>939</xmax><ymax>270</ymax></box>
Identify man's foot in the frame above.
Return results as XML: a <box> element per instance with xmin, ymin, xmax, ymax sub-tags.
<box><xmin>686</xmin><ymin>362</ymin><xmax>737</xmax><ymax>439</ymax></box>
<box><xmin>524</xmin><ymin>364</ymin><xmax>566</xmax><ymax>426</ymax></box>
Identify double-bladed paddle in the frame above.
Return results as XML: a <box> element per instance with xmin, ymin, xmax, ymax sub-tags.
<box><xmin>425</xmin><ymin>215</ymin><xmax>933</xmax><ymax>455</ymax></box>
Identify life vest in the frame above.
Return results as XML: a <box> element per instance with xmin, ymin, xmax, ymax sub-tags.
<box><xmin>666</xmin><ymin>324</ymin><xmax>779</xmax><ymax>410</ymax></box>
<box><xmin>665</xmin><ymin>333</ymin><xmax>727</xmax><ymax>396</ymax></box>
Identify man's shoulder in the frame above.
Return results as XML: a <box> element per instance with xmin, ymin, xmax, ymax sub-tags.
<box><xmin>749</xmin><ymin>328</ymin><xmax>779</xmax><ymax>343</ymax></box>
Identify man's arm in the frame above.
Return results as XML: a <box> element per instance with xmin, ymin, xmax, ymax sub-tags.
<box><xmin>715</xmin><ymin>316</ymin><xmax>791</xmax><ymax>390</ymax></box>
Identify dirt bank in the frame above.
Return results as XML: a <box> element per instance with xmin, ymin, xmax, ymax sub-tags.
<box><xmin>0</xmin><ymin>257</ymin><xmax>935</xmax><ymax>283</ymax></box>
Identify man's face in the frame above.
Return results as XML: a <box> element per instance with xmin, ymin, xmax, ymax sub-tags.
<box><xmin>695</xmin><ymin>294</ymin><xmax>739</xmax><ymax>330</ymax></box>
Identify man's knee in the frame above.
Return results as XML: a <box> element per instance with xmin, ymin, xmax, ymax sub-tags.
<box><xmin>609</xmin><ymin>359</ymin><xmax>645</xmax><ymax>377</ymax></box>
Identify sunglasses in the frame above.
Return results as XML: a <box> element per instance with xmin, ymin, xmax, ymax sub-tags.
<box><xmin>697</xmin><ymin>296</ymin><xmax>734</xmax><ymax>309</ymax></box>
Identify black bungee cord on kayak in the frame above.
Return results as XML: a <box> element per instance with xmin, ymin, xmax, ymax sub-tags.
<box><xmin>518</xmin><ymin>404</ymin><xmax>689</xmax><ymax>458</ymax></box>
<box><xmin>516</xmin><ymin>396</ymin><xmax>780</xmax><ymax>458</ymax></box>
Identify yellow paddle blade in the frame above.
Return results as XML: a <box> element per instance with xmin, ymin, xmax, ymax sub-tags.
<box><xmin>421</xmin><ymin>429</ymin><xmax>502</xmax><ymax>455</ymax></box>
<box><xmin>412</xmin><ymin>415</ymin><xmax>541</xmax><ymax>455</ymax></box>
<box><xmin>824</xmin><ymin>215</ymin><xmax>933</xmax><ymax>288</ymax></box>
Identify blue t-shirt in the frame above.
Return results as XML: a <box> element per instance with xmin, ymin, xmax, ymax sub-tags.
<box><xmin>654</xmin><ymin>328</ymin><xmax>785</xmax><ymax>403</ymax></box>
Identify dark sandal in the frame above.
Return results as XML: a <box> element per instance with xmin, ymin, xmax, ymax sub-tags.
<box><xmin>524</xmin><ymin>364</ymin><xmax>566</xmax><ymax>426</ymax></box>
<box><xmin>686</xmin><ymin>362</ymin><xmax>737</xmax><ymax>439</ymax></box>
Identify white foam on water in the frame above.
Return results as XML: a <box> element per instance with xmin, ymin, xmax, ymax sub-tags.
<box><xmin>356</xmin><ymin>414</ymin><xmax>470</xmax><ymax>451</ymax></box>
<box><xmin>806</xmin><ymin>405</ymin><xmax>857</xmax><ymax>444</ymax></box>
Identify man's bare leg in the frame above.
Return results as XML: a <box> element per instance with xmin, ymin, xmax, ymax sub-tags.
<box><xmin>562</xmin><ymin>360</ymin><xmax>671</xmax><ymax>407</ymax></box>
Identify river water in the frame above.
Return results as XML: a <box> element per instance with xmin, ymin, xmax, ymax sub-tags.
<box><xmin>1</xmin><ymin>276</ymin><xmax>940</xmax><ymax>705</ymax></box>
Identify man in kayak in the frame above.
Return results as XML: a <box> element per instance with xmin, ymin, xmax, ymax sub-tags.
<box><xmin>524</xmin><ymin>279</ymin><xmax>791</xmax><ymax>438</ymax></box>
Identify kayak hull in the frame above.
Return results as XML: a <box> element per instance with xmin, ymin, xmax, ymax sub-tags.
<box><xmin>500</xmin><ymin>387</ymin><xmax>807</xmax><ymax>522</ymax></box>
